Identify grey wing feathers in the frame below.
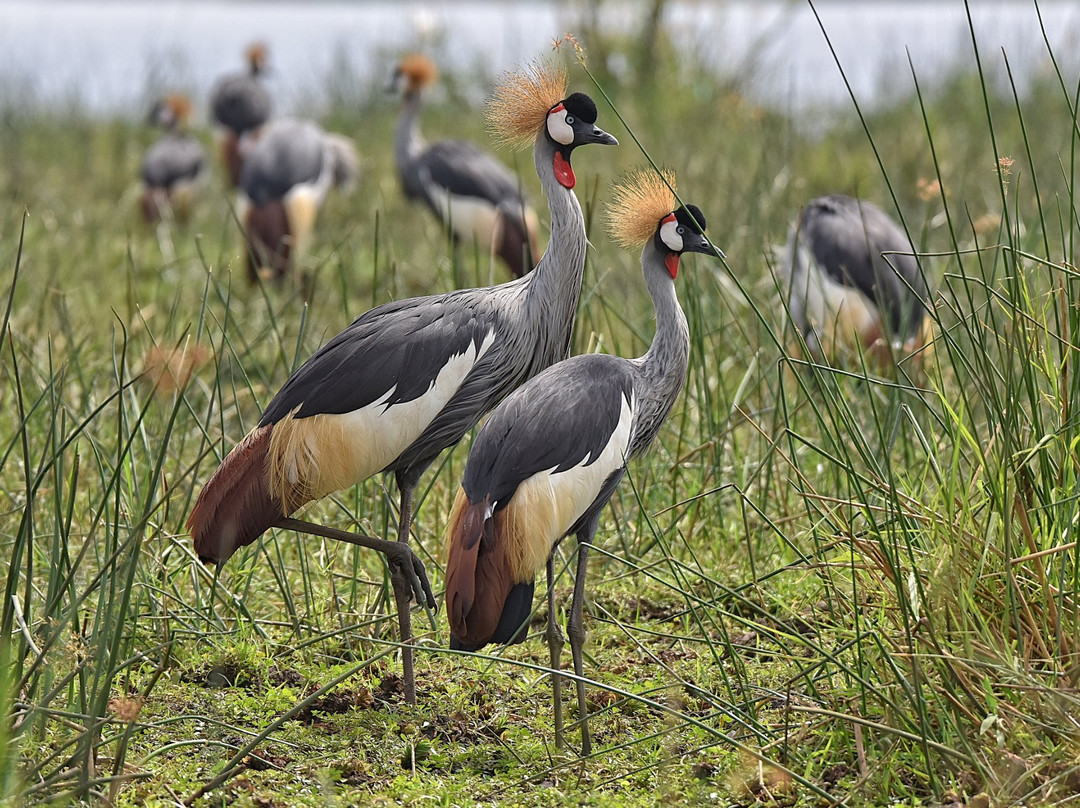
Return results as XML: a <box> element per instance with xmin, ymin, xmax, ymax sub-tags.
<box><xmin>462</xmin><ymin>355</ymin><xmax>633</xmax><ymax>507</ymax></box>
<box><xmin>799</xmin><ymin>195</ymin><xmax>927</xmax><ymax>337</ymax></box>
<box><xmin>419</xmin><ymin>140</ymin><xmax>529</xmax><ymax>207</ymax></box>
<box><xmin>239</xmin><ymin>120</ymin><xmax>327</xmax><ymax>204</ymax></box>
<box><xmin>211</xmin><ymin>74</ymin><xmax>271</xmax><ymax>133</ymax></box>
<box><xmin>324</xmin><ymin>133</ymin><xmax>359</xmax><ymax>190</ymax></box>
<box><xmin>142</xmin><ymin>133</ymin><xmax>205</xmax><ymax>188</ymax></box>
<box><xmin>258</xmin><ymin>289</ymin><xmax>502</xmax><ymax>425</ymax></box>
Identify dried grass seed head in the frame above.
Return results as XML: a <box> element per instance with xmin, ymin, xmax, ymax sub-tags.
<box><xmin>607</xmin><ymin>168</ymin><xmax>678</xmax><ymax>250</ymax></box>
<box><xmin>485</xmin><ymin>60</ymin><xmax>569</xmax><ymax>149</ymax></box>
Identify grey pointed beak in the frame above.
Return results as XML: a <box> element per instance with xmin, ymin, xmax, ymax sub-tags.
<box><xmin>686</xmin><ymin>232</ymin><xmax>724</xmax><ymax>259</ymax></box>
<box><xmin>586</xmin><ymin>125</ymin><xmax>618</xmax><ymax>146</ymax></box>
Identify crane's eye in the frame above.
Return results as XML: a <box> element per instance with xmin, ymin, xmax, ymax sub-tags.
<box><xmin>547</xmin><ymin>109</ymin><xmax>575</xmax><ymax>145</ymax></box>
<box><xmin>677</xmin><ymin>226</ymin><xmax>685</xmax><ymax>235</ymax></box>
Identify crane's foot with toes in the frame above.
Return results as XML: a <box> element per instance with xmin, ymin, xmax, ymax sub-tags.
<box><xmin>387</xmin><ymin>544</ymin><xmax>437</xmax><ymax>612</ymax></box>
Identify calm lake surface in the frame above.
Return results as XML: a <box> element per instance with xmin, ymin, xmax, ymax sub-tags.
<box><xmin>0</xmin><ymin>1</ymin><xmax>1078</xmax><ymax>121</ymax></box>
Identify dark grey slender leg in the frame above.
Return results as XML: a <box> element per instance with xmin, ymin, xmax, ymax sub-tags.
<box><xmin>392</xmin><ymin>484</ymin><xmax>418</xmax><ymax>705</ymax></box>
<box><xmin>274</xmin><ymin>500</ymin><xmax>434</xmax><ymax>708</ymax></box>
<box><xmin>272</xmin><ymin>517</ymin><xmax>435</xmax><ymax>608</ymax></box>
<box><xmin>545</xmin><ymin>555</ymin><xmax>566</xmax><ymax>750</ymax></box>
<box><xmin>568</xmin><ymin>537</ymin><xmax>593</xmax><ymax>756</ymax></box>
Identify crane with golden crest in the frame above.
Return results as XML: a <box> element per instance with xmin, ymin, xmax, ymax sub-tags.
<box><xmin>210</xmin><ymin>42</ymin><xmax>273</xmax><ymax>187</ymax></box>
<box><xmin>392</xmin><ymin>54</ymin><xmax>541</xmax><ymax>279</ymax></box>
<box><xmin>445</xmin><ymin>168</ymin><xmax>718</xmax><ymax>754</ymax></box>
<box><xmin>139</xmin><ymin>94</ymin><xmax>206</xmax><ymax>224</ymax></box>
<box><xmin>187</xmin><ymin>60</ymin><xmax>618</xmax><ymax>704</ymax></box>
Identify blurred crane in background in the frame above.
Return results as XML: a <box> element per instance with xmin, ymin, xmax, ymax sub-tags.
<box><xmin>237</xmin><ymin>118</ymin><xmax>357</xmax><ymax>283</ymax></box>
<box><xmin>210</xmin><ymin>42</ymin><xmax>272</xmax><ymax>187</ymax></box>
<box><xmin>392</xmin><ymin>54</ymin><xmax>540</xmax><ymax>279</ymax></box>
<box><xmin>782</xmin><ymin>194</ymin><xmax>930</xmax><ymax>368</ymax></box>
<box><xmin>139</xmin><ymin>94</ymin><xmax>205</xmax><ymax>224</ymax></box>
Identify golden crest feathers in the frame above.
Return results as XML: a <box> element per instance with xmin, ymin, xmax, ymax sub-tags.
<box><xmin>398</xmin><ymin>54</ymin><xmax>439</xmax><ymax>90</ymax></box>
<box><xmin>485</xmin><ymin>60</ymin><xmax>568</xmax><ymax>149</ymax></box>
<box><xmin>164</xmin><ymin>94</ymin><xmax>193</xmax><ymax>124</ymax></box>
<box><xmin>607</xmin><ymin>168</ymin><xmax>677</xmax><ymax>249</ymax></box>
<box><xmin>245</xmin><ymin>42</ymin><xmax>269</xmax><ymax>74</ymax></box>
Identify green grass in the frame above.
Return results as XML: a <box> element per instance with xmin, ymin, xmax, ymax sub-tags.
<box><xmin>3</xmin><ymin>12</ymin><xmax>1080</xmax><ymax>806</ymax></box>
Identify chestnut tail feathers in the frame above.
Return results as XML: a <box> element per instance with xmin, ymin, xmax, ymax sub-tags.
<box><xmin>187</xmin><ymin>425</ymin><xmax>284</xmax><ymax>564</ymax></box>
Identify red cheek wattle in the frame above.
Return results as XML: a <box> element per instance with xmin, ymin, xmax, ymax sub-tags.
<box><xmin>665</xmin><ymin>253</ymin><xmax>680</xmax><ymax>278</ymax></box>
<box><xmin>553</xmin><ymin>152</ymin><xmax>575</xmax><ymax>189</ymax></box>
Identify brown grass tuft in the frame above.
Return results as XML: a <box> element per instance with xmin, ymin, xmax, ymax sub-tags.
<box><xmin>606</xmin><ymin>168</ymin><xmax>677</xmax><ymax>250</ymax></box>
<box><xmin>108</xmin><ymin>696</ymin><xmax>144</xmax><ymax>723</ymax></box>
<box><xmin>485</xmin><ymin>60</ymin><xmax>568</xmax><ymax>149</ymax></box>
<box><xmin>398</xmin><ymin>54</ymin><xmax>438</xmax><ymax>91</ymax></box>
<box><xmin>140</xmin><ymin>342</ymin><xmax>210</xmax><ymax>396</ymax></box>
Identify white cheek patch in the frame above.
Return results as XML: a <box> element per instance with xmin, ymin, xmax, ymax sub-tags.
<box><xmin>546</xmin><ymin>108</ymin><xmax>575</xmax><ymax>146</ymax></box>
<box><xmin>659</xmin><ymin>219</ymin><xmax>683</xmax><ymax>252</ymax></box>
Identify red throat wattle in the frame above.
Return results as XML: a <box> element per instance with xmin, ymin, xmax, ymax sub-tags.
<box><xmin>665</xmin><ymin>253</ymin><xmax>680</xmax><ymax>278</ymax></box>
<box><xmin>553</xmin><ymin>152</ymin><xmax>575</xmax><ymax>189</ymax></box>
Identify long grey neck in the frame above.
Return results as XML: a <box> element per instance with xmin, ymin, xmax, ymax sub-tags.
<box><xmin>394</xmin><ymin>90</ymin><xmax>425</xmax><ymax>173</ymax></box>
<box><xmin>630</xmin><ymin>239</ymin><xmax>690</xmax><ymax>456</ymax></box>
<box><xmin>520</xmin><ymin>135</ymin><xmax>587</xmax><ymax>367</ymax></box>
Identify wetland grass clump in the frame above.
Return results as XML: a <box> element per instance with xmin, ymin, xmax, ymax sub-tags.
<box><xmin>3</xmin><ymin>12</ymin><xmax>1080</xmax><ymax>805</ymax></box>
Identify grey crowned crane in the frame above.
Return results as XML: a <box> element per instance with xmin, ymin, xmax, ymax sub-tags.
<box><xmin>783</xmin><ymin>194</ymin><xmax>930</xmax><ymax>367</ymax></box>
<box><xmin>392</xmin><ymin>54</ymin><xmax>540</xmax><ymax>279</ymax></box>
<box><xmin>237</xmin><ymin>118</ymin><xmax>358</xmax><ymax>283</ymax></box>
<box><xmin>210</xmin><ymin>42</ymin><xmax>272</xmax><ymax>187</ymax></box>
<box><xmin>187</xmin><ymin>61</ymin><xmax>618</xmax><ymax>704</ymax></box>
<box><xmin>444</xmin><ymin>169</ymin><xmax>717</xmax><ymax>755</ymax></box>
<box><xmin>140</xmin><ymin>94</ymin><xmax>206</xmax><ymax>224</ymax></box>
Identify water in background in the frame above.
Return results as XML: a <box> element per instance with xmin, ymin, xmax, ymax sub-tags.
<box><xmin>0</xmin><ymin>1</ymin><xmax>1078</xmax><ymax>121</ymax></box>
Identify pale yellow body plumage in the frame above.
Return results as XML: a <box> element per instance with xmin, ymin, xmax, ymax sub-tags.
<box><xmin>282</xmin><ymin>185</ymin><xmax>321</xmax><ymax>267</ymax></box>
<box><xmin>450</xmin><ymin>392</ymin><xmax>635</xmax><ymax>584</ymax></box>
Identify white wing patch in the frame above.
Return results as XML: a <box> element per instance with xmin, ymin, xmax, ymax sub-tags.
<box><xmin>268</xmin><ymin>329</ymin><xmax>497</xmax><ymax>510</ymax></box>
<box><xmin>422</xmin><ymin>176</ymin><xmax>502</xmax><ymax>252</ymax></box>
<box><xmin>502</xmin><ymin>392</ymin><xmax>635</xmax><ymax>581</ymax></box>
<box><xmin>282</xmin><ymin>141</ymin><xmax>335</xmax><ymax>258</ymax></box>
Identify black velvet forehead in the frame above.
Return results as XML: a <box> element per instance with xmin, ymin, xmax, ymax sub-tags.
<box><xmin>675</xmin><ymin>204</ymin><xmax>706</xmax><ymax>234</ymax></box>
<box><xmin>560</xmin><ymin>92</ymin><xmax>597</xmax><ymax>124</ymax></box>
